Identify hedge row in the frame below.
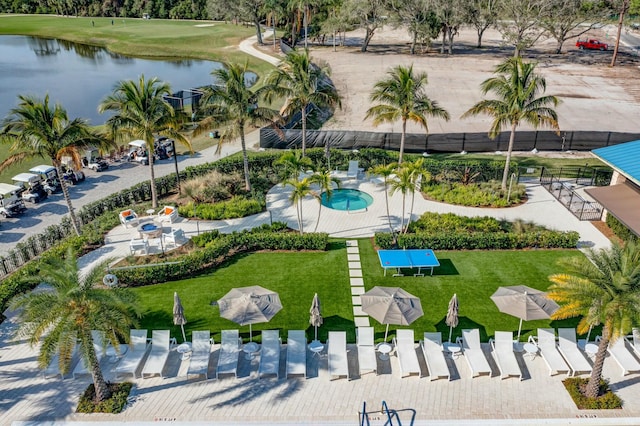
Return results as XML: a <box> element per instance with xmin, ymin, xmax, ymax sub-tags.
<box><xmin>112</xmin><ymin>229</ymin><xmax>329</xmax><ymax>287</ymax></box>
<box><xmin>606</xmin><ymin>214</ymin><xmax>638</xmax><ymax>244</ymax></box>
<box><xmin>178</xmin><ymin>197</ymin><xmax>263</xmax><ymax>220</ymax></box>
<box><xmin>375</xmin><ymin>230</ymin><xmax>580</xmax><ymax>250</ymax></box>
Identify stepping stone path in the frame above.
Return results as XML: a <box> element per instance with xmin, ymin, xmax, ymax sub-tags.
<box><xmin>347</xmin><ymin>240</ymin><xmax>370</xmax><ymax>327</ymax></box>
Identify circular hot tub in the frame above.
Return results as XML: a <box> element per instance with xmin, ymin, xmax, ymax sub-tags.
<box><xmin>321</xmin><ymin>189</ymin><xmax>373</xmax><ymax>211</ymax></box>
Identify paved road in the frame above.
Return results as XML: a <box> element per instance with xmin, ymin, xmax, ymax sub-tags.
<box><xmin>0</xmin><ymin>133</ymin><xmax>254</xmax><ymax>257</ymax></box>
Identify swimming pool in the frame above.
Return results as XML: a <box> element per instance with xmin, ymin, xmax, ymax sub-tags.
<box><xmin>321</xmin><ymin>189</ymin><xmax>373</xmax><ymax>211</ymax></box>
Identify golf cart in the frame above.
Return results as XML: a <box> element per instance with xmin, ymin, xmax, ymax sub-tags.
<box><xmin>29</xmin><ymin>165</ymin><xmax>62</xmax><ymax>195</ymax></box>
<box><xmin>12</xmin><ymin>173</ymin><xmax>48</xmax><ymax>204</ymax></box>
<box><xmin>82</xmin><ymin>148</ymin><xmax>109</xmax><ymax>172</ymax></box>
<box><xmin>60</xmin><ymin>164</ymin><xmax>86</xmax><ymax>185</ymax></box>
<box><xmin>0</xmin><ymin>183</ymin><xmax>27</xmax><ymax>217</ymax></box>
<box><xmin>128</xmin><ymin>140</ymin><xmax>150</xmax><ymax>165</ymax></box>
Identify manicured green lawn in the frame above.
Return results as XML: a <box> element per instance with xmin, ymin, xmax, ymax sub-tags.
<box><xmin>132</xmin><ymin>238</ymin><xmax>586</xmax><ymax>345</ymax></box>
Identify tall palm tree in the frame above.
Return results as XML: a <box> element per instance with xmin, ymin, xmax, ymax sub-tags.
<box><xmin>265</xmin><ymin>49</ymin><xmax>342</xmax><ymax>157</ymax></box>
<box><xmin>285</xmin><ymin>176</ymin><xmax>314</xmax><ymax>234</ymax></box>
<box><xmin>389</xmin><ymin>165</ymin><xmax>416</xmax><ymax>234</ymax></box>
<box><xmin>196</xmin><ymin>62</ymin><xmax>280</xmax><ymax>192</ymax></box>
<box><xmin>547</xmin><ymin>242</ymin><xmax>640</xmax><ymax>399</ymax></box>
<box><xmin>369</xmin><ymin>162</ymin><xmax>398</xmax><ymax>233</ymax></box>
<box><xmin>309</xmin><ymin>169</ymin><xmax>340</xmax><ymax>232</ymax></box>
<box><xmin>10</xmin><ymin>248</ymin><xmax>140</xmax><ymax>402</ymax></box>
<box><xmin>402</xmin><ymin>158</ymin><xmax>431</xmax><ymax>232</ymax></box>
<box><xmin>0</xmin><ymin>94</ymin><xmax>111</xmax><ymax>236</ymax></box>
<box><xmin>274</xmin><ymin>150</ymin><xmax>314</xmax><ymax>181</ymax></box>
<box><xmin>99</xmin><ymin>75</ymin><xmax>191</xmax><ymax>208</ymax></box>
<box><xmin>462</xmin><ymin>57</ymin><xmax>560</xmax><ymax>190</ymax></box>
<box><xmin>365</xmin><ymin>64</ymin><xmax>450</xmax><ymax>165</ymax></box>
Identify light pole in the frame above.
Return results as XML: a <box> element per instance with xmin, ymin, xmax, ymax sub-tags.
<box><xmin>172</xmin><ymin>139</ymin><xmax>181</xmax><ymax>193</ymax></box>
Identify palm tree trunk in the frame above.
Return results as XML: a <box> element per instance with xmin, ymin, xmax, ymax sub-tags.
<box><xmin>239</xmin><ymin>127</ymin><xmax>252</xmax><ymax>192</ymax></box>
<box><xmin>298</xmin><ymin>199</ymin><xmax>304</xmax><ymax>234</ymax></box>
<box><xmin>384</xmin><ymin>180</ymin><xmax>393</xmax><ymax>233</ymax></box>
<box><xmin>84</xmin><ymin>332</ymin><xmax>112</xmax><ymax>401</ymax></box>
<box><xmin>301</xmin><ymin>106</ymin><xmax>307</xmax><ymax>157</ymax></box>
<box><xmin>314</xmin><ymin>196</ymin><xmax>322</xmax><ymax>232</ymax></box>
<box><xmin>54</xmin><ymin>161</ymin><xmax>81</xmax><ymax>236</ymax></box>
<box><xmin>585</xmin><ymin>326</ymin><xmax>609</xmax><ymax>399</ymax></box>
<box><xmin>399</xmin><ymin>119</ymin><xmax>407</xmax><ymax>164</ymax></box>
<box><xmin>149</xmin><ymin>147</ymin><xmax>158</xmax><ymax>208</ymax></box>
<box><xmin>501</xmin><ymin>122</ymin><xmax>517</xmax><ymax>191</ymax></box>
<box><xmin>400</xmin><ymin>193</ymin><xmax>406</xmax><ymax>234</ymax></box>
<box><xmin>406</xmin><ymin>186</ymin><xmax>416</xmax><ymax>234</ymax></box>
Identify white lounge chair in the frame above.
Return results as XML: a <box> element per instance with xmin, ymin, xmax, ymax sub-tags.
<box><xmin>141</xmin><ymin>330</ymin><xmax>171</xmax><ymax>379</ymax></box>
<box><xmin>115</xmin><ymin>329</ymin><xmax>149</xmax><ymax>379</ymax></box>
<box><xmin>457</xmin><ymin>329</ymin><xmax>492</xmax><ymax>378</ymax></box>
<box><xmin>187</xmin><ymin>331</ymin><xmax>212</xmax><ymax>380</ymax></box>
<box><xmin>421</xmin><ymin>332</ymin><xmax>451</xmax><ymax>381</ymax></box>
<box><xmin>356</xmin><ymin>327</ymin><xmax>377</xmax><ymax>376</ymax></box>
<box><xmin>286</xmin><ymin>330</ymin><xmax>307</xmax><ymax>378</ymax></box>
<box><xmin>216</xmin><ymin>329</ymin><xmax>240</xmax><ymax>378</ymax></box>
<box><xmin>73</xmin><ymin>330</ymin><xmax>105</xmax><ymax>379</ymax></box>
<box><xmin>259</xmin><ymin>330</ymin><xmax>281</xmax><ymax>379</ymax></box>
<box><xmin>43</xmin><ymin>346</ymin><xmax>78</xmax><ymax>379</ymax></box>
<box><xmin>393</xmin><ymin>329</ymin><xmax>421</xmax><ymax>378</ymax></box>
<box><xmin>119</xmin><ymin>209</ymin><xmax>139</xmax><ymax>228</ymax></box>
<box><xmin>347</xmin><ymin>160</ymin><xmax>361</xmax><ymax>179</ymax></box>
<box><xmin>157</xmin><ymin>205</ymin><xmax>179</xmax><ymax>224</ymax></box>
<box><xmin>557</xmin><ymin>328</ymin><xmax>592</xmax><ymax>377</ymax></box>
<box><xmin>606</xmin><ymin>337</ymin><xmax>640</xmax><ymax>376</ymax></box>
<box><xmin>328</xmin><ymin>331</ymin><xmax>349</xmax><ymax>380</ymax></box>
<box><xmin>530</xmin><ymin>328</ymin><xmax>570</xmax><ymax>376</ymax></box>
<box><xmin>490</xmin><ymin>331</ymin><xmax>523</xmax><ymax>380</ymax></box>
<box><xmin>626</xmin><ymin>327</ymin><xmax>640</xmax><ymax>359</ymax></box>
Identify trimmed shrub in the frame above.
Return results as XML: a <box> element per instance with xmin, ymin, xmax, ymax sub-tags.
<box><xmin>76</xmin><ymin>382</ymin><xmax>133</xmax><ymax>414</ymax></box>
<box><xmin>178</xmin><ymin>197</ymin><xmax>263</xmax><ymax>220</ymax></box>
<box><xmin>423</xmin><ymin>181</ymin><xmax>526</xmax><ymax>207</ymax></box>
<box><xmin>606</xmin><ymin>214</ymin><xmax>638</xmax><ymax>244</ymax></box>
<box><xmin>563</xmin><ymin>378</ymin><xmax>622</xmax><ymax>409</ymax></box>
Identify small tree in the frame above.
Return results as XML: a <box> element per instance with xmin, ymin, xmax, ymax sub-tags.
<box><xmin>369</xmin><ymin>162</ymin><xmax>398</xmax><ymax>233</ymax></box>
<box><xmin>309</xmin><ymin>169</ymin><xmax>341</xmax><ymax>232</ymax></box>
<box><xmin>285</xmin><ymin>176</ymin><xmax>314</xmax><ymax>234</ymax></box>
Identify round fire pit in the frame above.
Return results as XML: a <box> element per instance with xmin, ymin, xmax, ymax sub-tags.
<box><xmin>138</xmin><ymin>222</ymin><xmax>162</xmax><ymax>239</ymax></box>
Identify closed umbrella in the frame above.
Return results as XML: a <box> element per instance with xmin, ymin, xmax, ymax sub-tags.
<box><xmin>361</xmin><ymin>286</ymin><xmax>423</xmax><ymax>342</ymax></box>
<box><xmin>445</xmin><ymin>293</ymin><xmax>459</xmax><ymax>343</ymax></box>
<box><xmin>490</xmin><ymin>285</ymin><xmax>559</xmax><ymax>340</ymax></box>
<box><xmin>218</xmin><ymin>285</ymin><xmax>283</xmax><ymax>342</ymax></box>
<box><xmin>309</xmin><ymin>293</ymin><xmax>323</xmax><ymax>341</ymax></box>
<box><xmin>173</xmin><ymin>292</ymin><xmax>187</xmax><ymax>343</ymax></box>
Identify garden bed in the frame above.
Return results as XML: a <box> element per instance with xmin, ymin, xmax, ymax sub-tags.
<box><xmin>76</xmin><ymin>382</ymin><xmax>133</xmax><ymax>414</ymax></box>
<box><xmin>563</xmin><ymin>378</ymin><xmax>622</xmax><ymax>409</ymax></box>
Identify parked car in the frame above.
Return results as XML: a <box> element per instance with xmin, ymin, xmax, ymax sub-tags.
<box><xmin>28</xmin><ymin>165</ymin><xmax>62</xmax><ymax>194</ymax></box>
<box><xmin>576</xmin><ymin>39</ymin><xmax>608</xmax><ymax>51</ymax></box>
<box><xmin>11</xmin><ymin>173</ymin><xmax>48</xmax><ymax>204</ymax></box>
<box><xmin>0</xmin><ymin>183</ymin><xmax>27</xmax><ymax>217</ymax></box>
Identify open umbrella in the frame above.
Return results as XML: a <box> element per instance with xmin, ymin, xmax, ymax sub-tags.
<box><xmin>173</xmin><ymin>292</ymin><xmax>187</xmax><ymax>342</ymax></box>
<box><xmin>445</xmin><ymin>293</ymin><xmax>459</xmax><ymax>343</ymax></box>
<box><xmin>309</xmin><ymin>293</ymin><xmax>323</xmax><ymax>341</ymax></box>
<box><xmin>490</xmin><ymin>285</ymin><xmax>559</xmax><ymax>340</ymax></box>
<box><xmin>218</xmin><ymin>285</ymin><xmax>283</xmax><ymax>342</ymax></box>
<box><xmin>361</xmin><ymin>286</ymin><xmax>423</xmax><ymax>342</ymax></box>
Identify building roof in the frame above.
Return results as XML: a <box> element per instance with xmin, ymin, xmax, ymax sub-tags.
<box><xmin>592</xmin><ymin>140</ymin><xmax>640</xmax><ymax>187</ymax></box>
<box><xmin>586</xmin><ymin>182</ymin><xmax>640</xmax><ymax>237</ymax></box>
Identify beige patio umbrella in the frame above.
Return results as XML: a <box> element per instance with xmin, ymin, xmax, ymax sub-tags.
<box><xmin>490</xmin><ymin>285</ymin><xmax>559</xmax><ymax>340</ymax></box>
<box><xmin>361</xmin><ymin>286</ymin><xmax>423</xmax><ymax>342</ymax></box>
<box><xmin>218</xmin><ymin>285</ymin><xmax>283</xmax><ymax>342</ymax></box>
<box><xmin>309</xmin><ymin>293</ymin><xmax>323</xmax><ymax>341</ymax></box>
<box><xmin>445</xmin><ymin>293</ymin><xmax>459</xmax><ymax>343</ymax></box>
<box><xmin>173</xmin><ymin>292</ymin><xmax>187</xmax><ymax>343</ymax></box>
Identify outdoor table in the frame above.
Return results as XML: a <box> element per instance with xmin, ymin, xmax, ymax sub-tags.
<box><xmin>106</xmin><ymin>345</ymin><xmax>128</xmax><ymax>363</ymax></box>
<box><xmin>308</xmin><ymin>340</ymin><xmax>324</xmax><ymax>358</ymax></box>
<box><xmin>585</xmin><ymin>343</ymin><xmax>599</xmax><ymax>358</ymax></box>
<box><xmin>243</xmin><ymin>342</ymin><xmax>260</xmax><ymax>360</ymax></box>
<box><xmin>176</xmin><ymin>342</ymin><xmax>192</xmax><ymax>361</ymax></box>
<box><xmin>377</xmin><ymin>342</ymin><xmax>393</xmax><ymax>360</ymax></box>
<box><xmin>146</xmin><ymin>208</ymin><xmax>156</xmax><ymax>216</ymax></box>
<box><xmin>523</xmin><ymin>342</ymin><xmax>539</xmax><ymax>360</ymax></box>
<box><xmin>378</xmin><ymin>249</ymin><xmax>440</xmax><ymax>276</ymax></box>
<box><xmin>138</xmin><ymin>222</ymin><xmax>162</xmax><ymax>239</ymax></box>
<box><xmin>443</xmin><ymin>342</ymin><xmax>461</xmax><ymax>359</ymax></box>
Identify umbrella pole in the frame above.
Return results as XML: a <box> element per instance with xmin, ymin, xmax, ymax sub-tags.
<box><xmin>448</xmin><ymin>325</ymin><xmax>453</xmax><ymax>343</ymax></box>
<box><xmin>314</xmin><ymin>325</ymin><xmax>318</xmax><ymax>341</ymax></box>
<box><xmin>517</xmin><ymin>318</ymin><xmax>523</xmax><ymax>341</ymax></box>
<box><xmin>249</xmin><ymin>324</ymin><xmax>253</xmax><ymax>342</ymax></box>
<box><xmin>181</xmin><ymin>324</ymin><xmax>186</xmax><ymax>343</ymax></box>
<box><xmin>384</xmin><ymin>324</ymin><xmax>390</xmax><ymax>342</ymax></box>
<box><xmin>586</xmin><ymin>324</ymin><xmax>593</xmax><ymax>343</ymax></box>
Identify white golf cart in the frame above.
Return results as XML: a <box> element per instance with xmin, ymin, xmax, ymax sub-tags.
<box><xmin>12</xmin><ymin>173</ymin><xmax>48</xmax><ymax>203</ymax></box>
<box><xmin>29</xmin><ymin>165</ymin><xmax>62</xmax><ymax>194</ymax></box>
<box><xmin>0</xmin><ymin>183</ymin><xmax>28</xmax><ymax>217</ymax></box>
<box><xmin>81</xmin><ymin>148</ymin><xmax>108</xmax><ymax>172</ymax></box>
<box><xmin>128</xmin><ymin>140</ymin><xmax>150</xmax><ymax>165</ymax></box>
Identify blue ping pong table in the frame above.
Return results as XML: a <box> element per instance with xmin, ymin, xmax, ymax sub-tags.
<box><xmin>378</xmin><ymin>249</ymin><xmax>440</xmax><ymax>277</ymax></box>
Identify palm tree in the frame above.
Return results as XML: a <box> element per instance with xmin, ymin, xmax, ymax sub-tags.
<box><xmin>462</xmin><ymin>57</ymin><xmax>560</xmax><ymax>190</ymax></box>
<box><xmin>265</xmin><ymin>49</ymin><xmax>342</xmax><ymax>157</ymax></box>
<box><xmin>0</xmin><ymin>94</ymin><xmax>111</xmax><ymax>236</ymax></box>
<box><xmin>285</xmin><ymin>176</ymin><xmax>314</xmax><ymax>234</ymax></box>
<box><xmin>99</xmin><ymin>75</ymin><xmax>191</xmax><ymax>208</ymax></box>
<box><xmin>403</xmin><ymin>158</ymin><xmax>431</xmax><ymax>232</ymax></box>
<box><xmin>309</xmin><ymin>169</ymin><xmax>341</xmax><ymax>232</ymax></box>
<box><xmin>196</xmin><ymin>62</ymin><xmax>280</xmax><ymax>192</ymax></box>
<box><xmin>365</xmin><ymin>64</ymin><xmax>450</xmax><ymax>165</ymax></box>
<box><xmin>369</xmin><ymin>162</ymin><xmax>398</xmax><ymax>233</ymax></box>
<box><xmin>274</xmin><ymin>150</ymin><xmax>314</xmax><ymax>181</ymax></box>
<box><xmin>389</xmin><ymin>165</ymin><xmax>416</xmax><ymax>234</ymax></box>
<box><xmin>547</xmin><ymin>242</ymin><xmax>640</xmax><ymax>399</ymax></box>
<box><xmin>10</xmin><ymin>248</ymin><xmax>140</xmax><ymax>402</ymax></box>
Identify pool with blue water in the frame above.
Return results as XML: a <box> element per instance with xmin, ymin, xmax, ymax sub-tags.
<box><xmin>321</xmin><ymin>189</ymin><xmax>373</xmax><ymax>211</ymax></box>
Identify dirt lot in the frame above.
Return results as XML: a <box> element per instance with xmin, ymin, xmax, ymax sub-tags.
<box><xmin>269</xmin><ymin>26</ymin><xmax>640</xmax><ymax>136</ymax></box>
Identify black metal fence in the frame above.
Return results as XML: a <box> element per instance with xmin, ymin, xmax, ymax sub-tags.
<box><xmin>539</xmin><ymin>167</ymin><xmax>608</xmax><ymax>221</ymax></box>
<box><xmin>260</xmin><ymin>128</ymin><xmax>640</xmax><ymax>153</ymax></box>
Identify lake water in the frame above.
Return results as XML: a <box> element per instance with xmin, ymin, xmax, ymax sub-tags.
<box><xmin>0</xmin><ymin>36</ymin><xmax>232</xmax><ymax>125</ymax></box>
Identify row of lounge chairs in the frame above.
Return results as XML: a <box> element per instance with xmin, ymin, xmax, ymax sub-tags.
<box><xmin>43</xmin><ymin>327</ymin><xmax>640</xmax><ymax>381</ymax></box>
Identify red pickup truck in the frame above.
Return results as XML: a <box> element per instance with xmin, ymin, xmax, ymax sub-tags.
<box><xmin>576</xmin><ymin>39</ymin><xmax>608</xmax><ymax>51</ymax></box>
